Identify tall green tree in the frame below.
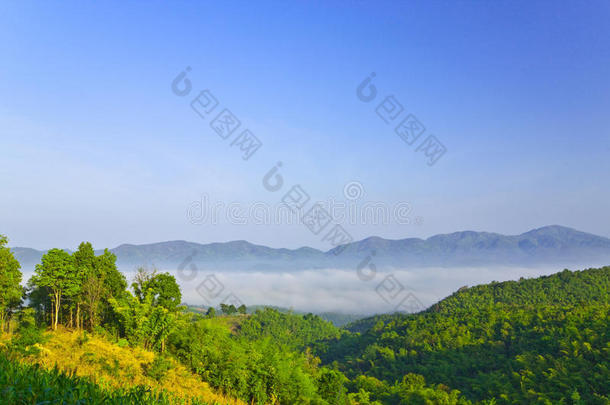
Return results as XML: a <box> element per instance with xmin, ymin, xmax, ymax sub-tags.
<box><xmin>109</xmin><ymin>289</ymin><xmax>176</xmax><ymax>352</ymax></box>
<box><xmin>72</xmin><ymin>242</ymin><xmax>96</xmax><ymax>329</ymax></box>
<box><xmin>0</xmin><ymin>235</ymin><xmax>22</xmax><ymax>332</ymax></box>
<box><xmin>132</xmin><ymin>267</ymin><xmax>157</xmax><ymax>300</ymax></box>
<box><xmin>96</xmin><ymin>248</ymin><xmax>127</xmax><ymax>330</ymax></box>
<box><xmin>72</xmin><ymin>243</ymin><xmax>127</xmax><ymax>330</ymax></box>
<box><xmin>97</xmin><ymin>248</ymin><xmax>126</xmax><ymax>299</ymax></box>
<box><xmin>132</xmin><ymin>269</ymin><xmax>181</xmax><ymax>312</ymax></box>
<box><xmin>220</xmin><ymin>303</ymin><xmax>237</xmax><ymax>315</ymax></box>
<box><xmin>32</xmin><ymin>249</ymin><xmax>78</xmax><ymax>330</ymax></box>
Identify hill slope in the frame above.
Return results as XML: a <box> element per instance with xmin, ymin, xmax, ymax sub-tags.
<box><xmin>1</xmin><ymin>329</ymin><xmax>243</xmax><ymax>405</ymax></box>
<box><xmin>317</xmin><ymin>266</ymin><xmax>610</xmax><ymax>404</ymax></box>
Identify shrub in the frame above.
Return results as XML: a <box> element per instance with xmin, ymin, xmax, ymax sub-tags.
<box><xmin>143</xmin><ymin>354</ymin><xmax>173</xmax><ymax>381</ymax></box>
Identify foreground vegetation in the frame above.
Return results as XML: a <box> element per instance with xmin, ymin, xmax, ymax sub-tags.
<box><xmin>1</xmin><ymin>233</ymin><xmax>609</xmax><ymax>404</ymax></box>
<box><xmin>0</xmin><ymin>327</ymin><xmax>243</xmax><ymax>404</ymax></box>
<box><xmin>0</xmin><ymin>353</ymin><xmax>198</xmax><ymax>405</ymax></box>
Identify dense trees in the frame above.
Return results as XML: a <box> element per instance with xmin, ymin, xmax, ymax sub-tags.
<box><xmin>28</xmin><ymin>243</ymin><xmax>127</xmax><ymax>332</ymax></box>
<box><xmin>110</xmin><ymin>272</ymin><xmax>182</xmax><ymax>352</ymax></box>
<box><xmin>318</xmin><ymin>267</ymin><xmax>610</xmax><ymax>404</ymax></box>
<box><xmin>238</xmin><ymin>307</ymin><xmax>342</xmax><ymax>349</ymax></box>
<box><xmin>32</xmin><ymin>249</ymin><xmax>78</xmax><ymax>330</ymax></box>
<box><xmin>24</xmin><ymin>248</ymin><xmax>179</xmax><ymax>349</ymax></box>
<box><xmin>0</xmin><ymin>235</ymin><xmax>22</xmax><ymax>332</ymax></box>
<box><xmin>170</xmin><ymin>317</ymin><xmax>322</xmax><ymax>403</ymax></box>
<box><xmin>219</xmin><ymin>303</ymin><xmax>237</xmax><ymax>315</ymax></box>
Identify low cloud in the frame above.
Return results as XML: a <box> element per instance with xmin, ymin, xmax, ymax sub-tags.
<box><xmin>151</xmin><ymin>265</ymin><xmax>568</xmax><ymax>315</ymax></box>
<box><xmin>21</xmin><ymin>265</ymin><xmax>588</xmax><ymax>316</ymax></box>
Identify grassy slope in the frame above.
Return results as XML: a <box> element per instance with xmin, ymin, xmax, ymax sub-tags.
<box><xmin>0</xmin><ymin>354</ymin><xmax>202</xmax><ymax>405</ymax></box>
<box><xmin>2</xmin><ymin>328</ymin><xmax>244</xmax><ymax>405</ymax></box>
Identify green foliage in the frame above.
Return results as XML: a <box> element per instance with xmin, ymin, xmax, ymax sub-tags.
<box><xmin>171</xmin><ymin>317</ymin><xmax>323</xmax><ymax>404</ymax></box>
<box><xmin>219</xmin><ymin>303</ymin><xmax>237</xmax><ymax>315</ymax></box>
<box><xmin>76</xmin><ymin>330</ymin><xmax>90</xmax><ymax>346</ymax></box>
<box><xmin>427</xmin><ymin>267</ymin><xmax>610</xmax><ymax>314</ymax></box>
<box><xmin>95</xmin><ymin>248</ymin><xmax>128</xmax><ymax>328</ymax></box>
<box><xmin>27</xmin><ymin>242</ymin><xmax>127</xmax><ymax>332</ymax></box>
<box><xmin>238</xmin><ymin>308</ymin><xmax>342</xmax><ymax>349</ymax></box>
<box><xmin>346</xmin><ymin>373</ymin><xmax>470</xmax><ymax>404</ymax></box>
<box><xmin>8</xmin><ymin>308</ymin><xmax>45</xmax><ymax>357</ymax></box>
<box><xmin>0</xmin><ymin>234</ymin><xmax>23</xmax><ymax>332</ymax></box>
<box><xmin>317</xmin><ymin>368</ymin><xmax>350</xmax><ymax>404</ymax></box>
<box><xmin>110</xmin><ymin>290</ymin><xmax>177</xmax><ymax>352</ymax></box>
<box><xmin>143</xmin><ymin>354</ymin><xmax>174</xmax><ymax>381</ymax></box>
<box><xmin>97</xmin><ymin>248</ymin><xmax>128</xmax><ymax>299</ymax></box>
<box><xmin>32</xmin><ymin>248</ymin><xmax>78</xmax><ymax>330</ymax></box>
<box><xmin>110</xmin><ymin>267</ymin><xmax>181</xmax><ymax>352</ymax></box>
<box><xmin>319</xmin><ymin>266</ymin><xmax>610</xmax><ymax>404</ymax></box>
<box><xmin>74</xmin><ymin>241</ymin><xmax>101</xmax><ymax>329</ymax></box>
<box><xmin>33</xmin><ymin>249</ymin><xmax>78</xmax><ymax>296</ymax></box>
<box><xmin>133</xmin><ymin>269</ymin><xmax>182</xmax><ymax>312</ymax></box>
<box><xmin>76</xmin><ymin>243</ymin><xmax>128</xmax><ymax>330</ymax></box>
<box><xmin>73</xmin><ymin>242</ymin><xmax>97</xmax><ymax>281</ymax></box>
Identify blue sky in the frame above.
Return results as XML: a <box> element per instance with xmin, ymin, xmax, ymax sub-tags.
<box><xmin>1</xmin><ymin>0</ymin><xmax>609</xmax><ymax>250</ymax></box>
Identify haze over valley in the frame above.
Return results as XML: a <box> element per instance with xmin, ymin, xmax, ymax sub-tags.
<box><xmin>12</xmin><ymin>225</ymin><xmax>610</xmax><ymax>314</ymax></box>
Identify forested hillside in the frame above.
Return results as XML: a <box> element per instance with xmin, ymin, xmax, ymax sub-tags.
<box><xmin>1</xmin><ymin>233</ymin><xmax>608</xmax><ymax>404</ymax></box>
<box><xmin>317</xmin><ymin>267</ymin><xmax>610</xmax><ymax>404</ymax></box>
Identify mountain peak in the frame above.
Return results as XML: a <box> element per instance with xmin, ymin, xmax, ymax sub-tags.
<box><xmin>521</xmin><ymin>225</ymin><xmax>580</xmax><ymax>236</ymax></box>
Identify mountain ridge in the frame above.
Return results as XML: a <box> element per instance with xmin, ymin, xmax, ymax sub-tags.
<box><xmin>11</xmin><ymin>225</ymin><xmax>610</xmax><ymax>270</ymax></box>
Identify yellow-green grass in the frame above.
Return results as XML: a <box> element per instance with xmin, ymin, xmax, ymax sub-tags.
<box><xmin>6</xmin><ymin>328</ymin><xmax>245</xmax><ymax>405</ymax></box>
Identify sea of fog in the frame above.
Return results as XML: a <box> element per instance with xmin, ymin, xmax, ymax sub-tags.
<box><xmin>20</xmin><ymin>265</ymin><xmax>598</xmax><ymax>316</ymax></box>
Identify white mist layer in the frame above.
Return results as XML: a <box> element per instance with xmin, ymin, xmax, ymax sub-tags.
<box><xmin>152</xmin><ymin>266</ymin><xmax>566</xmax><ymax>315</ymax></box>
<box><xmin>20</xmin><ymin>265</ymin><xmax>590</xmax><ymax>316</ymax></box>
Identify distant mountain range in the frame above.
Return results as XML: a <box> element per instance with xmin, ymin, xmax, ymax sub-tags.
<box><xmin>11</xmin><ymin>225</ymin><xmax>610</xmax><ymax>271</ymax></box>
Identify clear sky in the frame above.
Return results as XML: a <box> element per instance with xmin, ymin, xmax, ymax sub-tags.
<box><xmin>1</xmin><ymin>0</ymin><xmax>609</xmax><ymax>250</ymax></box>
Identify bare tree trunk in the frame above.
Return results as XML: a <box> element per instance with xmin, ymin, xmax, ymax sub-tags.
<box><xmin>53</xmin><ymin>292</ymin><xmax>61</xmax><ymax>331</ymax></box>
<box><xmin>50</xmin><ymin>302</ymin><xmax>55</xmax><ymax>330</ymax></box>
<box><xmin>90</xmin><ymin>307</ymin><xmax>96</xmax><ymax>331</ymax></box>
<box><xmin>76</xmin><ymin>304</ymin><xmax>80</xmax><ymax>330</ymax></box>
